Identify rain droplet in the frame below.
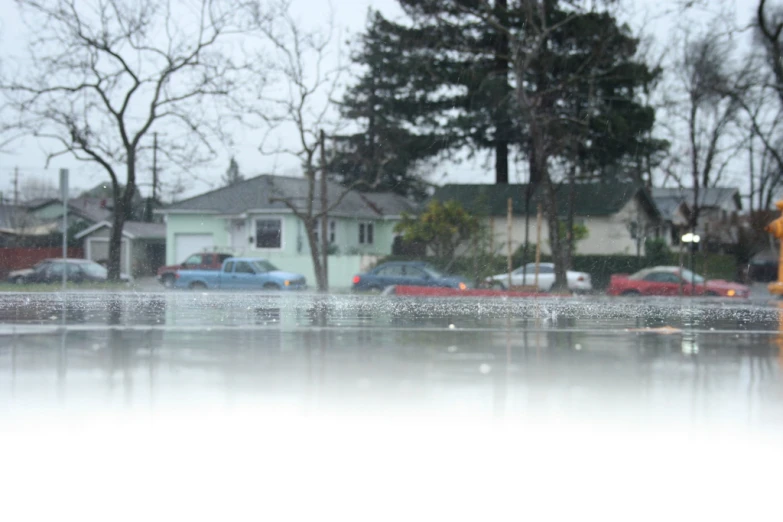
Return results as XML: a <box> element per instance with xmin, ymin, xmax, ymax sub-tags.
<box><xmin>479</xmin><ymin>363</ymin><xmax>491</xmax><ymax>374</ymax></box>
<box><xmin>574</xmin><ymin>344</ymin><xmax>582</xmax><ymax>351</ymax></box>
<box><xmin>448</xmin><ymin>324</ymin><xmax>456</xmax><ymax>329</ymax></box>
<box><xmin>447</xmin><ymin>345</ymin><xmax>458</xmax><ymax>353</ymax></box>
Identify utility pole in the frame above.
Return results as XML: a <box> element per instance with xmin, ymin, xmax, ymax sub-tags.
<box><xmin>319</xmin><ymin>129</ymin><xmax>328</xmax><ymax>292</ymax></box>
<box><xmin>153</xmin><ymin>131</ymin><xmax>158</xmax><ymax>204</ymax></box>
<box><xmin>146</xmin><ymin>132</ymin><xmax>159</xmax><ymax>222</ymax></box>
<box><xmin>13</xmin><ymin>166</ymin><xmax>19</xmax><ymax>206</ymax></box>
<box><xmin>59</xmin><ymin>169</ymin><xmax>69</xmax><ymax>291</ymax></box>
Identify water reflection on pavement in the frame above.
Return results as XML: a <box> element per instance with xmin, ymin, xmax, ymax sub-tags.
<box><xmin>1</xmin><ymin>293</ymin><xmax>782</xmax><ymax>425</ymax></box>
<box><xmin>1</xmin><ymin>293</ymin><xmax>783</xmax><ymax>521</ymax></box>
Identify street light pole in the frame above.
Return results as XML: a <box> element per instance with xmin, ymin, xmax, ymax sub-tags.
<box><xmin>59</xmin><ymin>169</ymin><xmax>69</xmax><ymax>291</ymax></box>
<box><xmin>681</xmin><ymin>232</ymin><xmax>701</xmax><ymax>295</ymax></box>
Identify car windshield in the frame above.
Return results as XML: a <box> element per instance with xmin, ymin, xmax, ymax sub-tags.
<box><xmin>679</xmin><ymin>268</ymin><xmax>705</xmax><ymax>284</ymax></box>
<box><xmin>252</xmin><ymin>260</ymin><xmax>278</xmax><ymax>273</ymax></box>
<box><xmin>79</xmin><ymin>262</ymin><xmax>108</xmax><ymax>278</ymax></box>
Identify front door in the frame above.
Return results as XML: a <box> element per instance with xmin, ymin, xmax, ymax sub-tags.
<box><xmin>230</xmin><ymin>219</ymin><xmax>247</xmax><ymax>255</ymax></box>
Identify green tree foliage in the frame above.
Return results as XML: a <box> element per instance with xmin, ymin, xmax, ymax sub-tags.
<box><xmin>340</xmin><ymin>2</ymin><xmax>666</xmax><ymax>194</ymax></box>
<box><xmin>334</xmin><ymin>7</ymin><xmax>517</xmax><ymax>189</ymax></box>
<box><xmin>554</xmin><ymin>221</ymin><xmax>589</xmax><ymax>253</ymax></box>
<box><xmin>222</xmin><ymin>157</ymin><xmax>243</xmax><ymax>187</ymax></box>
<box><xmin>394</xmin><ymin>200</ymin><xmax>479</xmax><ymax>261</ymax></box>
<box><xmin>330</xmin><ymin>12</ymin><xmax>461</xmax><ymax>200</ymax></box>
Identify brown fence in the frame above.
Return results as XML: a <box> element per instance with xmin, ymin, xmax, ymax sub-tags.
<box><xmin>0</xmin><ymin>247</ymin><xmax>84</xmax><ymax>279</ymax></box>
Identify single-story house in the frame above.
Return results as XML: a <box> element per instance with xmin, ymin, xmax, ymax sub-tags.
<box><xmin>75</xmin><ymin>220</ymin><xmax>166</xmax><ymax>276</ymax></box>
<box><xmin>429</xmin><ymin>183</ymin><xmax>661</xmax><ymax>256</ymax></box>
<box><xmin>156</xmin><ymin>174</ymin><xmax>418</xmax><ymax>286</ymax></box>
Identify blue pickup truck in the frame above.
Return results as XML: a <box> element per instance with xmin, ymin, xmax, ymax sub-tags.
<box><xmin>174</xmin><ymin>257</ymin><xmax>307</xmax><ymax>291</ymax></box>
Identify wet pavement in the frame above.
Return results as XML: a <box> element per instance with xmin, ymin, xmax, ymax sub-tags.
<box><xmin>2</xmin><ymin>292</ymin><xmax>783</xmax><ymax>521</ymax></box>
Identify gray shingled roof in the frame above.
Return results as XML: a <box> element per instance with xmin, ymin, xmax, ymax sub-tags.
<box><xmin>651</xmin><ymin>187</ymin><xmax>741</xmax><ymax>210</ymax></box>
<box><xmin>122</xmin><ymin>221</ymin><xmax>165</xmax><ymax>239</ymax></box>
<box><xmin>69</xmin><ymin>197</ymin><xmax>114</xmax><ymax>223</ymax></box>
<box><xmin>161</xmin><ymin>174</ymin><xmax>409</xmax><ymax>218</ymax></box>
<box><xmin>653</xmin><ymin>195</ymin><xmax>688</xmax><ymax>221</ymax></box>
<box><xmin>358</xmin><ymin>192</ymin><xmax>420</xmax><ymax>216</ymax></box>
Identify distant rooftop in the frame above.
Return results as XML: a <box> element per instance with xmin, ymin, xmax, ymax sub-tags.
<box><xmin>160</xmin><ymin>174</ymin><xmax>414</xmax><ymax>218</ymax></box>
<box><xmin>651</xmin><ymin>187</ymin><xmax>741</xmax><ymax>211</ymax></box>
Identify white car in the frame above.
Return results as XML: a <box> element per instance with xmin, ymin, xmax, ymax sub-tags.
<box><xmin>486</xmin><ymin>262</ymin><xmax>592</xmax><ymax>293</ymax></box>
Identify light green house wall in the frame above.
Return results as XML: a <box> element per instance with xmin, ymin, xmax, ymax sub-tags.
<box><xmin>164</xmin><ymin>213</ymin><xmax>231</xmax><ymax>264</ymax></box>
<box><xmin>164</xmin><ymin>211</ymin><xmax>394</xmax><ymax>289</ymax></box>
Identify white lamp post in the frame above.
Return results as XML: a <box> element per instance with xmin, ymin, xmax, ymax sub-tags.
<box><xmin>681</xmin><ymin>232</ymin><xmax>701</xmax><ymax>290</ymax></box>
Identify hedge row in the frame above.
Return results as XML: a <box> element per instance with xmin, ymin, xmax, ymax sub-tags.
<box><xmin>377</xmin><ymin>252</ymin><xmax>738</xmax><ymax>290</ymax></box>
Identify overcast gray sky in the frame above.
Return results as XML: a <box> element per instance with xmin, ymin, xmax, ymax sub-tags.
<box><xmin>0</xmin><ymin>0</ymin><xmax>758</xmax><ymax>201</ymax></box>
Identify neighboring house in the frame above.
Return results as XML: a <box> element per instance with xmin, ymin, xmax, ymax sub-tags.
<box><xmin>0</xmin><ymin>203</ymin><xmax>55</xmax><ymax>242</ymax></box>
<box><xmin>75</xmin><ymin>221</ymin><xmax>166</xmax><ymax>276</ymax></box>
<box><xmin>429</xmin><ymin>183</ymin><xmax>661</xmax><ymax>256</ymax></box>
<box><xmin>26</xmin><ymin>197</ymin><xmax>114</xmax><ymax>230</ymax></box>
<box><xmin>651</xmin><ymin>187</ymin><xmax>742</xmax><ymax>251</ymax></box>
<box><xmin>649</xmin><ymin>191</ymin><xmax>691</xmax><ymax>248</ymax></box>
<box><xmin>156</xmin><ymin>174</ymin><xmax>417</xmax><ymax>286</ymax></box>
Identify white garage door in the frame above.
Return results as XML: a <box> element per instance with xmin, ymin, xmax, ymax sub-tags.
<box><xmin>174</xmin><ymin>233</ymin><xmax>214</xmax><ymax>263</ymax></box>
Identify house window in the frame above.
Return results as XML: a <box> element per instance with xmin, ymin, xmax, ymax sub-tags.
<box><xmin>359</xmin><ymin>222</ymin><xmax>374</xmax><ymax>245</ymax></box>
<box><xmin>256</xmin><ymin>218</ymin><xmax>282</xmax><ymax>249</ymax></box>
<box><xmin>313</xmin><ymin>220</ymin><xmax>336</xmax><ymax>244</ymax></box>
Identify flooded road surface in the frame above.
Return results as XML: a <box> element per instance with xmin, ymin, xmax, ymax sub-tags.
<box><xmin>2</xmin><ymin>292</ymin><xmax>783</xmax><ymax>521</ymax></box>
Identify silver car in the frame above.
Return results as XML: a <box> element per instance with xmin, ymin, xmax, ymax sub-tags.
<box><xmin>486</xmin><ymin>262</ymin><xmax>592</xmax><ymax>292</ymax></box>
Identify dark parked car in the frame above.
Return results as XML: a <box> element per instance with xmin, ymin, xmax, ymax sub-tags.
<box><xmin>7</xmin><ymin>258</ymin><xmax>132</xmax><ymax>285</ymax></box>
<box><xmin>352</xmin><ymin>261</ymin><xmax>469</xmax><ymax>292</ymax></box>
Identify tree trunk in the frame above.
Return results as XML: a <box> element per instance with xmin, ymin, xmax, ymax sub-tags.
<box><xmin>544</xmin><ymin>179</ymin><xmax>567</xmax><ymax>291</ymax></box>
<box><xmin>108</xmin><ymin>204</ymin><xmax>125</xmax><ymax>281</ymax></box>
<box><xmin>493</xmin><ymin>0</ymin><xmax>510</xmax><ymax>185</ymax></box>
<box><xmin>304</xmin><ymin>217</ymin><xmax>326</xmax><ymax>292</ymax></box>
<box><xmin>564</xmin><ymin>163</ymin><xmax>576</xmax><ymax>270</ymax></box>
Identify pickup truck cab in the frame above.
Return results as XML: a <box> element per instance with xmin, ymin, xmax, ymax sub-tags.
<box><xmin>158</xmin><ymin>252</ymin><xmax>233</xmax><ymax>288</ymax></box>
<box><xmin>174</xmin><ymin>257</ymin><xmax>307</xmax><ymax>291</ymax></box>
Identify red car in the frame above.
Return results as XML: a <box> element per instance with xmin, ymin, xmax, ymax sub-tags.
<box><xmin>607</xmin><ymin>266</ymin><xmax>749</xmax><ymax>298</ymax></box>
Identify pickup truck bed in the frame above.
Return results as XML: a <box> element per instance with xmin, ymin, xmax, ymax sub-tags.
<box><xmin>174</xmin><ymin>257</ymin><xmax>306</xmax><ymax>291</ymax></box>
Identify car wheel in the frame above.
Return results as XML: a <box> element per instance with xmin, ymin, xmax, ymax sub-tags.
<box><xmin>161</xmin><ymin>274</ymin><xmax>176</xmax><ymax>288</ymax></box>
<box><xmin>621</xmin><ymin>290</ymin><xmax>641</xmax><ymax>297</ymax></box>
<box><xmin>189</xmin><ymin>282</ymin><xmax>207</xmax><ymax>290</ymax></box>
<box><xmin>704</xmin><ymin>290</ymin><xmax>718</xmax><ymax>297</ymax></box>
<box><xmin>490</xmin><ymin>281</ymin><xmax>506</xmax><ymax>290</ymax></box>
<box><xmin>12</xmin><ymin>276</ymin><xmax>25</xmax><ymax>285</ymax></box>
<box><xmin>263</xmin><ymin>283</ymin><xmax>281</xmax><ymax>291</ymax></box>
<box><xmin>366</xmin><ymin>285</ymin><xmax>384</xmax><ymax>294</ymax></box>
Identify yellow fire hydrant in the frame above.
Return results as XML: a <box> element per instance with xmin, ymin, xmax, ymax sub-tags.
<box><xmin>765</xmin><ymin>200</ymin><xmax>783</xmax><ymax>296</ymax></box>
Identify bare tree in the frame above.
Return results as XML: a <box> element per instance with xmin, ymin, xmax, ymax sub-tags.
<box><xmin>661</xmin><ymin>26</ymin><xmax>748</xmax><ymax>232</ymax></box>
<box><xmin>1</xmin><ymin>0</ymin><xmax>259</xmax><ymax>280</ymax></box>
<box><xmin>251</xmin><ymin>1</ymin><xmax>383</xmax><ymax>292</ymax></box>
